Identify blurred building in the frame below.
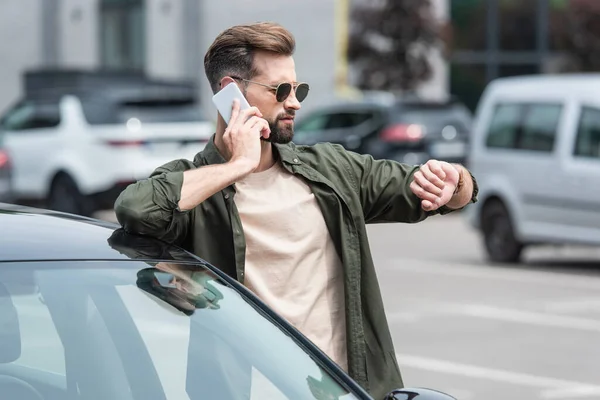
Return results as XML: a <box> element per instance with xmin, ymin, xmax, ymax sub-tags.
<box><xmin>1</xmin><ymin>0</ymin><xmax>577</xmax><ymax>120</ymax></box>
<box><xmin>0</xmin><ymin>0</ymin><xmax>450</xmax><ymax>120</ymax></box>
<box><xmin>449</xmin><ymin>0</ymin><xmax>575</xmax><ymax>111</ymax></box>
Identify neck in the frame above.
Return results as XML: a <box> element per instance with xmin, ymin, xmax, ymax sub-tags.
<box><xmin>214</xmin><ymin>116</ymin><xmax>277</xmax><ymax>173</ymax></box>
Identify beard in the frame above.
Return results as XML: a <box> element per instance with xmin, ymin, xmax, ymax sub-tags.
<box><xmin>266</xmin><ymin>111</ymin><xmax>295</xmax><ymax>144</ymax></box>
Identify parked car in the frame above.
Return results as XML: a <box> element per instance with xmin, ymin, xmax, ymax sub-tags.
<box><xmin>465</xmin><ymin>73</ymin><xmax>600</xmax><ymax>263</ymax></box>
<box><xmin>293</xmin><ymin>95</ymin><xmax>473</xmax><ymax>166</ymax></box>
<box><xmin>0</xmin><ymin>135</ymin><xmax>12</xmax><ymax>202</ymax></box>
<box><xmin>0</xmin><ymin>69</ymin><xmax>214</xmax><ymax>216</ymax></box>
<box><xmin>0</xmin><ymin>202</ymin><xmax>456</xmax><ymax>400</ymax></box>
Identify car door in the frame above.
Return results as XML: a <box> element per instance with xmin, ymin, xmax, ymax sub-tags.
<box><xmin>0</xmin><ymin>100</ymin><xmax>62</xmax><ymax>198</ymax></box>
<box><xmin>560</xmin><ymin>103</ymin><xmax>600</xmax><ymax>240</ymax></box>
<box><xmin>482</xmin><ymin>101</ymin><xmax>564</xmax><ymax>234</ymax></box>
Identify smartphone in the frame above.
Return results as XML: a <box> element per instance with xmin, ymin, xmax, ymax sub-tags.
<box><xmin>212</xmin><ymin>82</ymin><xmax>251</xmax><ymax>124</ymax></box>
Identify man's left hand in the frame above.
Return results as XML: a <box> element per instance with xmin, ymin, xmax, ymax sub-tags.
<box><xmin>410</xmin><ymin>160</ymin><xmax>461</xmax><ymax>212</ymax></box>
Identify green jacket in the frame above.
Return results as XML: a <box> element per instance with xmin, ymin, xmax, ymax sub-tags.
<box><xmin>114</xmin><ymin>137</ymin><xmax>478</xmax><ymax>399</ymax></box>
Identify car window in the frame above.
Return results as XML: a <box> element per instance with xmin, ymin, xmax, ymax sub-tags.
<box><xmin>574</xmin><ymin>106</ymin><xmax>600</xmax><ymax>159</ymax></box>
<box><xmin>518</xmin><ymin>104</ymin><xmax>562</xmax><ymax>152</ymax></box>
<box><xmin>0</xmin><ymin>101</ymin><xmax>61</xmax><ymax>131</ymax></box>
<box><xmin>0</xmin><ymin>261</ymin><xmax>361</xmax><ymax>400</ymax></box>
<box><xmin>295</xmin><ymin>113</ymin><xmax>330</xmax><ymax>133</ymax></box>
<box><xmin>0</xmin><ymin>282</ymin><xmax>66</xmax><ymax>377</ymax></box>
<box><xmin>326</xmin><ymin>112</ymin><xmax>374</xmax><ymax>129</ymax></box>
<box><xmin>485</xmin><ymin>103</ymin><xmax>562</xmax><ymax>152</ymax></box>
<box><xmin>485</xmin><ymin>103</ymin><xmax>522</xmax><ymax>148</ymax></box>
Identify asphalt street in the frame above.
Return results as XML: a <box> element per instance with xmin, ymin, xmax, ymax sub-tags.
<box><xmin>369</xmin><ymin>213</ymin><xmax>600</xmax><ymax>400</ymax></box>
<box><xmin>97</xmin><ymin>210</ymin><xmax>600</xmax><ymax>400</ymax></box>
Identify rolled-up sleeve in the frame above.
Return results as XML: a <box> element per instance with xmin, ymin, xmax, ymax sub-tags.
<box><xmin>114</xmin><ymin>160</ymin><xmax>193</xmax><ymax>244</ymax></box>
<box><xmin>339</xmin><ymin>148</ymin><xmax>474</xmax><ymax>224</ymax></box>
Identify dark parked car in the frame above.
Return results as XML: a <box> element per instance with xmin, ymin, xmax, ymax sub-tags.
<box><xmin>0</xmin><ymin>137</ymin><xmax>12</xmax><ymax>202</ymax></box>
<box><xmin>0</xmin><ymin>203</ymin><xmax>455</xmax><ymax>400</ymax></box>
<box><xmin>294</xmin><ymin>96</ymin><xmax>473</xmax><ymax>166</ymax></box>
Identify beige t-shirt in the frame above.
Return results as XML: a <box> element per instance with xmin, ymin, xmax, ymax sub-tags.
<box><xmin>234</xmin><ymin>161</ymin><xmax>348</xmax><ymax>371</ymax></box>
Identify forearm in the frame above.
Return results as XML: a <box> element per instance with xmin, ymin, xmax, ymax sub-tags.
<box><xmin>446</xmin><ymin>165</ymin><xmax>474</xmax><ymax>209</ymax></box>
<box><xmin>179</xmin><ymin>159</ymin><xmax>252</xmax><ymax>210</ymax></box>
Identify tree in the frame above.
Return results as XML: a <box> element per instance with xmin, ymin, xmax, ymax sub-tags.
<box><xmin>347</xmin><ymin>0</ymin><xmax>442</xmax><ymax>93</ymax></box>
<box><xmin>550</xmin><ymin>0</ymin><xmax>600</xmax><ymax>72</ymax></box>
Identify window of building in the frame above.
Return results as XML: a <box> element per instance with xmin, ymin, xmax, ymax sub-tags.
<box><xmin>498</xmin><ymin>0</ymin><xmax>537</xmax><ymax>51</ymax></box>
<box><xmin>450</xmin><ymin>64</ymin><xmax>488</xmax><ymax>112</ymax></box>
<box><xmin>450</xmin><ymin>0</ymin><xmax>488</xmax><ymax>50</ymax></box>
<box><xmin>100</xmin><ymin>0</ymin><xmax>145</xmax><ymax>70</ymax></box>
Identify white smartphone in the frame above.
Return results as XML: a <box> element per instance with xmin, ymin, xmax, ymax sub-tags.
<box><xmin>211</xmin><ymin>82</ymin><xmax>251</xmax><ymax>124</ymax></box>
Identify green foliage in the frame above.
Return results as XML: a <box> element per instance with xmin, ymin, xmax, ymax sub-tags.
<box><xmin>347</xmin><ymin>0</ymin><xmax>441</xmax><ymax>92</ymax></box>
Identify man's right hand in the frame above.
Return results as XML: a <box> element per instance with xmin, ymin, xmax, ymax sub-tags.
<box><xmin>223</xmin><ymin>99</ymin><xmax>270</xmax><ymax>174</ymax></box>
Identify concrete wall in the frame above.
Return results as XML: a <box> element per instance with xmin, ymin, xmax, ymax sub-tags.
<box><xmin>58</xmin><ymin>0</ymin><xmax>99</xmax><ymax>68</ymax></box>
<box><xmin>0</xmin><ymin>0</ymin><xmax>44</xmax><ymax>113</ymax></box>
<box><xmin>417</xmin><ymin>0</ymin><xmax>450</xmax><ymax>100</ymax></box>
<box><xmin>146</xmin><ymin>0</ymin><xmax>187</xmax><ymax>80</ymax></box>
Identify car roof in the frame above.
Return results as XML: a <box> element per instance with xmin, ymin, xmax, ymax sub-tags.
<box><xmin>21</xmin><ymin>69</ymin><xmax>198</xmax><ymax>104</ymax></box>
<box><xmin>485</xmin><ymin>73</ymin><xmax>600</xmax><ymax>97</ymax></box>
<box><xmin>0</xmin><ymin>202</ymin><xmax>201</xmax><ymax>263</ymax></box>
<box><xmin>306</xmin><ymin>95</ymin><xmax>467</xmax><ymax>114</ymax></box>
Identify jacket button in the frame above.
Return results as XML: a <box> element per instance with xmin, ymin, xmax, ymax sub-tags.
<box><xmin>224</xmin><ymin>194</ymin><xmax>230</xmax><ymax>199</ymax></box>
<box><xmin>293</xmin><ymin>158</ymin><xmax>299</xmax><ymax>163</ymax></box>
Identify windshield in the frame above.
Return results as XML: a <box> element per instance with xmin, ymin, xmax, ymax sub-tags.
<box><xmin>0</xmin><ymin>261</ymin><xmax>360</xmax><ymax>400</ymax></box>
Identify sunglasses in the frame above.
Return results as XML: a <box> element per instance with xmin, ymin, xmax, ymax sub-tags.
<box><xmin>230</xmin><ymin>76</ymin><xmax>310</xmax><ymax>103</ymax></box>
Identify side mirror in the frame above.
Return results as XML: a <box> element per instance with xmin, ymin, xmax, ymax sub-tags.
<box><xmin>383</xmin><ymin>387</ymin><xmax>457</xmax><ymax>400</ymax></box>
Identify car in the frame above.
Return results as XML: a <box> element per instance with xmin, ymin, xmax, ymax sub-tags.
<box><xmin>0</xmin><ymin>202</ymin><xmax>456</xmax><ymax>400</ymax></box>
<box><xmin>0</xmin><ymin>135</ymin><xmax>12</xmax><ymax>202</ymax></box>
<box><xmin>465</xmin><ymin>73</ymin><xmax>600</xmax><ymax>263</ymax></box>
<box><xmin>293</xmin><ymin>95</ymin><xmax>473</xmax><ymax>166</ymax></box>
<box><xmin>0</xmin><ymin>69</ymin><xmax>214</xmax><ymax>216</ymax></box>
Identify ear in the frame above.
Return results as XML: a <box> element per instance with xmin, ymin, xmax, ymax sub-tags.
<box><xmin>219</xmin><ymin>76</ymin><xmax>236</xmax><ymax>90</ymax></box>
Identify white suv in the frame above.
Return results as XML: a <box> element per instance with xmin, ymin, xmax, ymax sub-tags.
<box><xmin>0</xmin><ymin>73</ymin><xmax>214</xmax><ymax>216</ymax></box>
<box><xmin>465</xmin><ymin>74</ymin><xmax>600</xmax><ymax>263</ymax></box>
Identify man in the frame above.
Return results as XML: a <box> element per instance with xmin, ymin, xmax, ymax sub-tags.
<box><xmin>114</xmin><ymin>21</ymin><xmax>478</xmax><ymax>399</ymax></box>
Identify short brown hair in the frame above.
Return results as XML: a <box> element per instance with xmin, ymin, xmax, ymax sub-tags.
<box><xmin>204</xmin><ymin>22</ymin><xmax>296</xmax><ymax>94</ymax></box>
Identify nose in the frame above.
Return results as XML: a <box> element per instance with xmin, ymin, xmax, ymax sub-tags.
<box><xmin>284</xmin><ymin>88</ymin><xmax>301</xmax><ymax>111</ymax></box>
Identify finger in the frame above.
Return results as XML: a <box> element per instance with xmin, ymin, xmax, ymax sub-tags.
<box><xmin>228</xmin><ymin>99</ymin><xmax>241</xmax><ymax>125</ymax></box>
<box><xmin>427</xmin><ymin>160</ymin><xmax>446</xmax><ymax>181</ymax></box>
<box><xmin>410</xmin><ymin>181</ymin><xmax>440</xmax><ymax>205</ymax></box>
<box><xmin>256</xmin><ymin>120</ymin><xmax>271</xmax><ymax>139</ymax></box>
<box><xmin>242</xmin><ymin>116</ymin><xmax>262</xmax><ymax>131</ymax></box>
<box><xmin>421</xmin><ymin>199</ymin><xmax>436</xmax><ymax>211</ymax></box>
<box><xmin>249</xmin><ymin>117</ymin><xmax>269</xmax><ymax>133</ymax></box>
<box><xmin>413</xmin><ymin>170</ymin><xmax>443</xmax><ymax>196</ymax></box>
<box><xmin>238</xmin><ymin>106</ymin><xmax>263</xmax><ymax>124</ymax></box>
<box><xmin>420</xmin><ymin>164</ymin><xmax>445</xmax><ymax>189</ymax></box>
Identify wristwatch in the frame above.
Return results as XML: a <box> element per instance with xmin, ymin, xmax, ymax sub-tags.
<box><xmin>453</xmin><ymin>166</ymin><xmax>464</xmax><ymax>195</ymax></box>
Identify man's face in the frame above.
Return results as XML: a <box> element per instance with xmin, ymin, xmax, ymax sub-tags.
<box><xmin>242</xmin><ymin>51</ymin><xmax>303</xmax><ymax>144</ymax></box>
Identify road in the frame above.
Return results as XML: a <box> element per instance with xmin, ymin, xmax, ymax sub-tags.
<box><xmin>368</xmin><ymin>214</ymin><xmax>600</xmax><ymax>400</ymax></box>
<box><xmin>97</xmin><ymin>210</ymin><xmax>600</xmax><ymax>400</ymax></box>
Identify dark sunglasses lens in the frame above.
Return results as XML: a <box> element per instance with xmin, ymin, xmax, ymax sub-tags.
<box><xmin>295</xmin><ymin>84</ymin><xmax>309</xmax><ymax>102</ymax></box>
<box><xmin>276</xmin><ymin>83</ymin><xmax>292</xmax><ymax>102</ymax></box>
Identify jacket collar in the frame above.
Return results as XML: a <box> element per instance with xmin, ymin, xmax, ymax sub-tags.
<box><xmin>199</xmin><ymin>134</ymin><xmax>302</xmax><ymax>167</ymax></box>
